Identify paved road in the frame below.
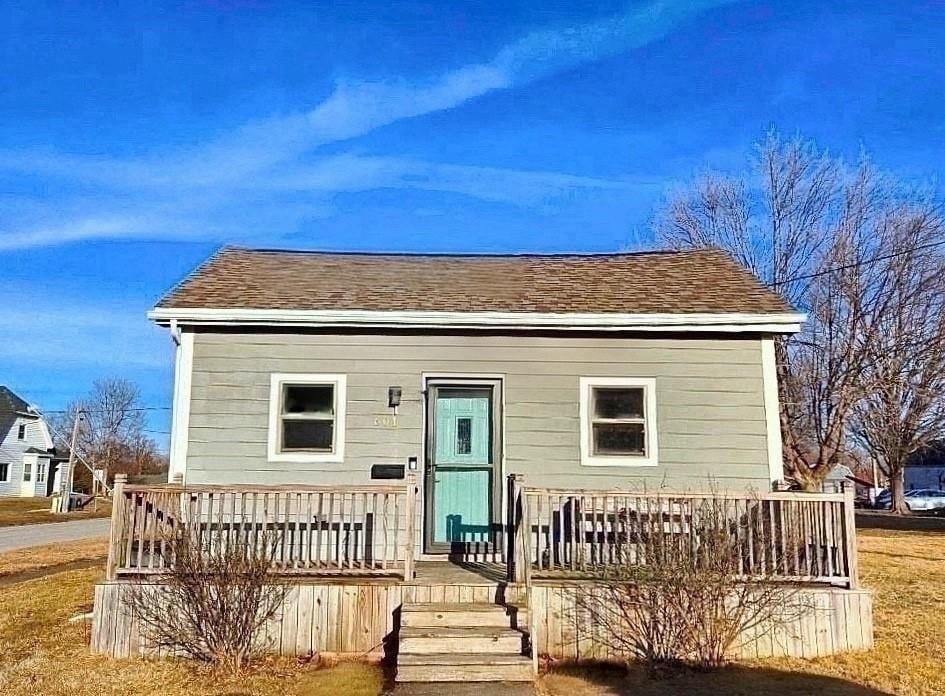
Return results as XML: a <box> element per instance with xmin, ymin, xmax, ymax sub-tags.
<box><xmin>0</xmin><ymin>518</ymin><xmax>110</xmax><ymax>553</ymax></box>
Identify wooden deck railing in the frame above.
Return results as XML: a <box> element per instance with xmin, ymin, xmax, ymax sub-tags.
<box><xmin>105</xmin><ymin>474</ymin><xmax>418</xmax><ymax>580</ymax></box>
<box><xmin>507</xmin><ymin>476</ymin><xmax>859</xmax><ymax>589</ymax></box>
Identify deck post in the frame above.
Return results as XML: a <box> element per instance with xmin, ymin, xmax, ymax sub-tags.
<box><xmin>106</xmin><ymin>473</ymin><xmax>128</xmax><ymax>580</ymax></box>
<box><xmin>842</xmin><ymin>482</ymin><xmax>859</xmax><ymax>589</ymax></box>
<box><xmin>404</xmin><ymin>472</ymin><xmax>418</xmax><ymax>581</ymax></box>
<box><xmin>508</xmin><ymin>474</ymin><xmax>530</xmax><ymax>585</ymax></box>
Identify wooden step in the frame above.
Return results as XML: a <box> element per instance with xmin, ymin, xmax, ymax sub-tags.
<box><xmin>399</xmin><ymin>626</ymin><xmax>524</xmax><ymax>654</ymax></box>
<box><xmin>401</xmin><ymin>602</ymin><xmax>525</xmax><ymax>628</ymax></box>
<box><xmin>397</xmin><ymin>653</ymin><xmax>533</xmax><ymax>682</ymax></box>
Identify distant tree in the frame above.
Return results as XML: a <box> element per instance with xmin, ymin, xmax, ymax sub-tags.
<box><xmin>50</xmin><ymin>377</ymin><xmax>167</xmax><ymax>491</ymax></box>
<box><xmin>657</xmin><ymin>130</ymin><xmax>945</xmax><ymax>499</ymax></box>
<box><xmin>848</xmin><ymin>211</ymin><xmax>945</xmax><ymax>513</ymax></box>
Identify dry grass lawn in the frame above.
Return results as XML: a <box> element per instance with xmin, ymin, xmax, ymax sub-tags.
<box><xmin>540</xmin><ymin>527</ymin><xmax>945</xmax><ymax>696</ymax></box>
<box><xmin>0</xmin><ymin>566</ymin><xmax>384</xmax><ymax>695</ymax></box>
<box><xmin>0</xmin><ymin>497</ymin><xmax>111</xmax><ymax>527</ymax></box>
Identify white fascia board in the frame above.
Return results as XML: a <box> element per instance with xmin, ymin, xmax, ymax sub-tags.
<box><xmin>148</xmin><ymin>307</ymin><xmax>805</xmax><ymax>333</ymax></box>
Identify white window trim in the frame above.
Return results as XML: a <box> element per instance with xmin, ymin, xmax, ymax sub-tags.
<box><xmin>579</xmin><ymin>377</ymin><xmax>659</xmax><ymax>467</ymax></box>
<box><xmin>168</xmin><ymin>329</ymin><xmax>194</xmax><ymax>483</ymax></box>
<box><xmin>268</xmin><ymin>373</ymin><xmax>347</xmax><ymax>463</ymax></box>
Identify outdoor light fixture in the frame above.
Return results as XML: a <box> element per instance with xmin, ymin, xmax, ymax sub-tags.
<box><xmin>388</xmin><ymin>386</ymin><xmax>402</xmax><ymax>409</ymax></box>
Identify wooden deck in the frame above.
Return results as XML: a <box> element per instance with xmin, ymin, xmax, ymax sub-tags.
<box><xmin>410</xmin><ymin>561</ymin><xmax>507</xmax><ymax>585</ymax></box>
<box><xmin>91</xmin><ymin>477</ymin><xmax>872</xmax><ymax>672</ymax></box>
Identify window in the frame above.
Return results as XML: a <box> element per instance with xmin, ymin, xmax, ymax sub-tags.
<box><xmin>456</xmin><ymin>417</ymin><xmax>472</xmax><ymax>454</ymax></box>
<box><xmin>23</xmin><ymin>461</ymin><xmax>32</xmax><ymax>482</ymax></box>
<box><xmin>0</xmin><ymin>463</ymin><xmax>8</xmax><ymax>482</ymax></box>
<box><xmin>579</xmin><ymin>377</ymin><xmax>658</xmax><ymax>467</ymax></box>
<box><xmin>17</xmin><ymin>423</ymin><xmax>26</xmax><ymax>440</ymax></box>
<box><xmin>268</xmin><ymin>374</ymin><xmax>346</xmax><ymax>462</ymax></box>
<box><xmin>37</xmin><ymin>461</ymin><xmax>47</xmax><ymax>484</ymax></box>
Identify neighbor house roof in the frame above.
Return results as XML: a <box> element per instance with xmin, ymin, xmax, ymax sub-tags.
<box><xmin>0</xmin><ymin>386</ymin><xmax>35</xmax><ymax>418</ymax></box>
<box><xmin>150</xmin><ymin>247</ymin><xmax>802</xmax><ymax>332</ymax></box>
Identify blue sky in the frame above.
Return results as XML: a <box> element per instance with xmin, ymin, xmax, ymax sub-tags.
<box><xmin>2</xmin><ymin>0</ymin><xmax>943</xmax><ymax>449</ymax></box>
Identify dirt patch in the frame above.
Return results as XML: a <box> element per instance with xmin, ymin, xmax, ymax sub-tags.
<box><xmin>0</xmin><ymin>538</ymin><xmax>107</xmax><ymax>576</ymax></box>
<box><xmin>0</xmin><ymin>557</ymin><xmax>105</xmax><ymax>586</ymax></box>
<box><xmin>856</xmin><ymin>511</ymin><xmax>945</xmax><ymax>532</ymax></box>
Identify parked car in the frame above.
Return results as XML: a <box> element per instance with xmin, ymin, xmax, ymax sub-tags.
<box><xmin>874</xmin><ymin>488</ymin><xmax>945</xmax><ymax>512</ymax></box>
<box><xmin>904</xmin><ymin>489</ymin><xmax>945</xmax><ymax>512</ymax></box>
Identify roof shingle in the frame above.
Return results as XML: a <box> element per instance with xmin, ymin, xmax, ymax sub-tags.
<box><xmin>0</xmin><ymin>386</ymin><xmax>33</xmax><ymax>417</ymax></box>
<box><xmin>156</xmin><ymin>247</ymin><xmax>793</xmax><ymax>315</ymax></box>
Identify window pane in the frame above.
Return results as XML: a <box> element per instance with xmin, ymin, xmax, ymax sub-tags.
<box><xmin>282</xmin><ymin>420</ymin><xmax>333</xmax><ymax>451</ymax></box>
<box><xmin>593</xmin><ymin>422</ymin><xmax>645</xmax><ymax>455</ymax></box>
<box><xmin>456</xmin><ymin>417</ymin><xmax>472</xmax><ymax>455</ymax></box>
<box><xmin>283</xmin><ymin>384</ymin><xmax>334</xmax><ymax>416</ymax></box>
<box><xmin>593</xmin><ymin>387</ymin><xmax>644</xmax><ymax>419</ymax></box>
<box><xmin>0</xmin><ymin>463</ymin><xmax>8</xmax><ymax>481</ymax></box>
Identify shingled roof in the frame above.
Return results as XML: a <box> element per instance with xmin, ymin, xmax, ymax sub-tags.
<box><xmin>156</xmin><ymin>247</ymin><xmax>793</xmax><ymax>316</ymax></box>
<box><xmin>0</xmin><ymin>386</ymin><xmax>34</xmax><ymax>417</ymax></box>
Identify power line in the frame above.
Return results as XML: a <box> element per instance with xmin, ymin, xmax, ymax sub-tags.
<box><xmin>768</xmin><ymin>238</ymin><xmax>945</xmax><ymax>288</ymax></box>
<box><xmin>40</xmin><ymin>406</ymin><xmax>172</xmax><ymax>414</ymax></box>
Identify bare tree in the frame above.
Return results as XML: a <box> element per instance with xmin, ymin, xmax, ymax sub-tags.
<box><xmin>849</xmin><ymin>205</ymin><xmax>945</xmax><ymax>512</ymax></box>
<box><xmin>50</xmin><ymin>377</ymin><xmax>166</xmax><ymax>489</ymax></box>
<box><xmin>573</xmin><ymin>493</ymin><xmax>807</xmax><ymax>669</ymax></box>
<box><xmin>657</xmin><ymin>131</ymin><xmax>945</xmax><ymax>492</ymax></box>
<box><xmin>126</xmin><ymin>526</ymin><xmax>287</xmax><ymax>673</ymax></box>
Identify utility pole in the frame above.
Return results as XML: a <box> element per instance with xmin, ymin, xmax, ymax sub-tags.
<box><xmin>62</xmin><ymin>410</ymin><xmax>83</xmax><ymax>513</ymax></box>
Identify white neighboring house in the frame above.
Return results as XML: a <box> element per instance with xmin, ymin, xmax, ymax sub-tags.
<box><xmin>0</xmin><ymin>386</ymin><xmax>69</xmax><ymax>497</ymax></box>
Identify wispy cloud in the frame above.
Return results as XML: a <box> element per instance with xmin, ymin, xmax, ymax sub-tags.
<box><xmin>0</xmin><ymin>0</ymin><xmax>734</xmax><ymax>250</ymax></box>
<box><xmin>0</xmin><ymin>299</ymin><xmax>169</xmax><ymax>369</ymax></box>
<box><xmin>262</xmin><ymin>155</ymin><xmax>653</xmax><ymax>204</ymax></box>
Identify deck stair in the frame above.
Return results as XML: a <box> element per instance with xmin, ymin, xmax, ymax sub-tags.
<box><xmin>396</xmin><ymin>601</ymin><xmax>532</xmax><ymax>683</ymax></box>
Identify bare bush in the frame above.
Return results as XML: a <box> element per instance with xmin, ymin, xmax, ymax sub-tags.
<box><xmin>125</xmin><ymin>525</ymin><xmax>287</xmax><ymax>673</ymax></box>
<box><xmin>574</xmin><ymin>494</ymin><xmax>806</xmax><ymax>669</ymax></box>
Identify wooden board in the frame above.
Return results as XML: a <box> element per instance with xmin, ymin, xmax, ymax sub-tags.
<box><xmin>90</xmin><ymin>579</ymin><xmax>873</xmax><ymax>661</ymax></box>
<box><xmin>529</xmin><ymin>584</ymin><xmax>874</xmax><ymax>661</ymax></box>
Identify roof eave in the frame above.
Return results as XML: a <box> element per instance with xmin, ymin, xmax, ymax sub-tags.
<box><xmin>148</xmin><ymin>307</ymin><xmax>805</xmax><ymax>334</ymax></box>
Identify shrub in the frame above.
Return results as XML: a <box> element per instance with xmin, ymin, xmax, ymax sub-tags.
<box><xmin>126</xmin><ymin>525</ymin><xmax>287</xmax><ymax>673</ymax></box>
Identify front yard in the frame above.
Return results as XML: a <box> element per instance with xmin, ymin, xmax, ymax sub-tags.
<box><xmin>0</xmin><ymin>497</ymin><xmax>111</xmax><ymax>527</ymax></box>
<box><xmin>0</xmin><ymin>525</ymin><xmax>941</xmax><ymax>695</ymax></box>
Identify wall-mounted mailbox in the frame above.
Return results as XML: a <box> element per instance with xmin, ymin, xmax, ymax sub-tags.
<box><xmin>371</xmin><ymin>463</ymin><xmax>405</xmax><ymax>480</ymax></box>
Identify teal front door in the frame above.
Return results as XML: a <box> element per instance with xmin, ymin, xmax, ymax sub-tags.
<box><xmin>426</xmin><ymin>385</ymin><xmax>496</xmax><ymax>551</ymax></box>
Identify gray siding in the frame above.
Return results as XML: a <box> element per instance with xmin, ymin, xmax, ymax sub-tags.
<box><xmin>185</xmin><ymin>331</ymin><xmax>773</xmax><ymax>492</ymax></box>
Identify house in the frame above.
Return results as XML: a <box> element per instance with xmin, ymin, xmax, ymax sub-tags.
<box><xmin>91</xmin><ymin>247</ymin><xmax>873</xmax><ymax>681</ymax></box>
<box><xmin>151</xmin><ymin>246</ymin><xmax>801</xmax><ymax>496</ymax></box>
<box><xmin>0</xmin><ymin>386</ymin><xmax>69</xmax><ymax>497</ymax></box>
<box><xmin>905</xmin><ymin>440</ymin><xmax>945</xmax><ymax>490</ymax></box>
